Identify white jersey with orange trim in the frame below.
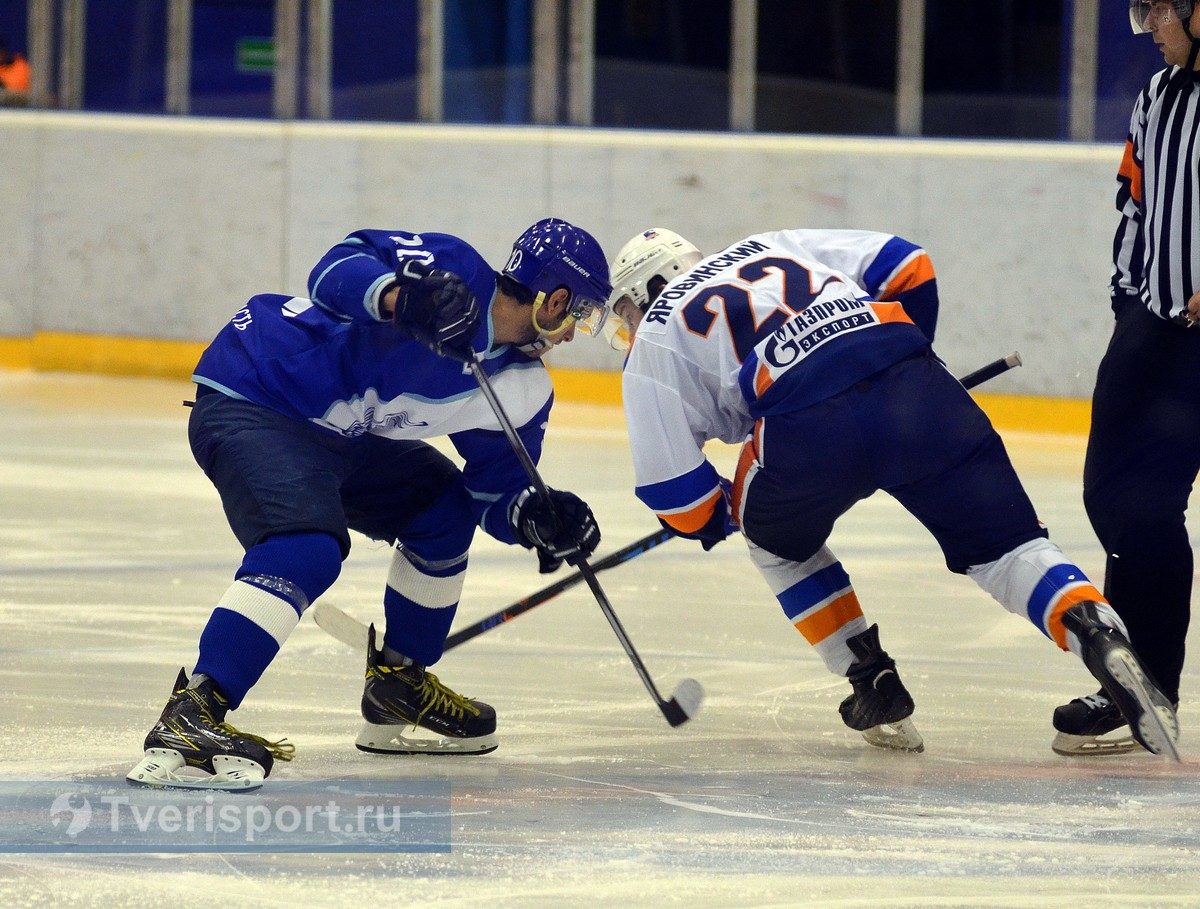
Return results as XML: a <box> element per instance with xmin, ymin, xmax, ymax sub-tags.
<box><xmin>623</xmin><ymin>228</ymin><xmax>937</xmax><ymax>535</ymax></box>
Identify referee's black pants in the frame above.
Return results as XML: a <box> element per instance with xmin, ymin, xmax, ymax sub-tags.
<box><xmin>1083</xmin><ymin>300</ymin><xmax>1200</xmax><ymax>704</ymax></box>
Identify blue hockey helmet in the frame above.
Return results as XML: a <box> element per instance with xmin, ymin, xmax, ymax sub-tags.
<box><xmin>502</xmin><ymin>218</ymin><xmax>613</xmax><ymax>340</ymax></box>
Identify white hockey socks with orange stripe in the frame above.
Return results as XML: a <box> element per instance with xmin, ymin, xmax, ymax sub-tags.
<box><xmin>965</xmin><ymin>537</ymin><xmax>1126</xmax><ymax>653</ymax></box>
<box><xmin>748</xmin><ymin>542</ymin><xmax>868</xmax><ymax>675</ymax></box>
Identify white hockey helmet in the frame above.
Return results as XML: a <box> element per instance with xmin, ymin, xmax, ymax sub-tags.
<box><xmin>604</xmin><ymin>228</ymin><xmax>702</xmax><ymax>350</ymax></box>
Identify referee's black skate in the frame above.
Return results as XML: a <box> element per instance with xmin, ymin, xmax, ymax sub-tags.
<box><xmin>357</xmin><ymin>624</ymin><xmax>497</xmax><ymax>755</ymax></box>
<box><xmin>1061</xmin><ymin>603</ymin><xmax>1180</xmax><ymax>761</ymax></box>
<box><xmin>126</xmin><ymin>669</ymin><xmax>294</xmax><ymax>791</ymax></box>
<box><xmin>839</xmin><ymin>624</ymin><xmax>924</xmax><ymax>753</ymax></box>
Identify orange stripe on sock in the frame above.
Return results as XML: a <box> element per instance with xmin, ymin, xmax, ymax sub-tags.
<box><xmin>1046</xmin><ymin>586</ymin><xmax>1105</xmax><ymax>650</ymax></box>
<box><xmin>794</xmin><ymin>591</ymin><xmax>864</xmax><ymax>645</ymax></box>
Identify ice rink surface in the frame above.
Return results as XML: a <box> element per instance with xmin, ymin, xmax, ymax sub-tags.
<box><xmin>2</xmin><ymin>371</ymin><xmax>1199</xmax><ymax>907</ymax></box>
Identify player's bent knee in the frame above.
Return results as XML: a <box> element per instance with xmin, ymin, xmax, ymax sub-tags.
<box><xmin>401</xmin><ymin>484</ymin><xmax>477</xmax><ymax>558</ymax></box>
<box><xmin>237</xmin><ymin>532</ymin><xmax>343</xmax><ymax>604</ymax></box>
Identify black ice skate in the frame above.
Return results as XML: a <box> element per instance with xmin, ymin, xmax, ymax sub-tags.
<box><xmin>1061</xmin><ymin>603</ymin><xmax>1180</xmax><ymax>761</ymax></box>
<box><xmin>126</xmin><ymin>669</ymin><xmax>294</xmax><ymax>791</ymax></box>
<box><xmin>839</xmin><ymin>624</ymin><xmax>924</xmax><ymax>753</ymax></box>
<box><xmin>1051</xmin><ymin>690</ymin><xmax>1139</xmax><ymax>756</ymax></box>
<box><xmin>357</xmin><ymin>625</ymin><xmax>497</xmax><ymax>755</ymax></box>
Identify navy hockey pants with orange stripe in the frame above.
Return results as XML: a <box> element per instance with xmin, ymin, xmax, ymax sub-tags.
<box><xmin>740</xmin><ymin>352</ymin><xmax>1047</xmax><ymax>574</ymax></box>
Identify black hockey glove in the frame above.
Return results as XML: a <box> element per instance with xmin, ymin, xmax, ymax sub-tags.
<box><xmin>508</xmin><ymin>486</ymin><xmax>601</xmax><ymax>574</ymax></box>
<box><xmin>392</xmin><ymin>259</ymin><xmax>481</xmax><ymax>362</ymax></box>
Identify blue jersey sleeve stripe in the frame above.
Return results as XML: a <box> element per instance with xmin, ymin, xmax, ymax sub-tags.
<box><xmin>862</xmin><ymin>236</ymin><xmax>922</xmax><ymax>298</ymax></box>
<box><xmin>635</xmin><ymin>461</ymin><xmax>721</xmax><ymax>512</ymax></box>
<box><xmin>307</xmin><ymin>296</ymin><xmax>353</xmax><ymax>322</ymax></box>
<box><xmin>455</xmin><ymin>390</ymin><xmax>552</xmax><ymax>545</ymax></box>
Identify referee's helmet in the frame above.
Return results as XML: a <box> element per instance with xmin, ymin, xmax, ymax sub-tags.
<box><xmin>1130</xmin><ymin>1</ymin><xmax>1196</xmax><ymax>35</ymax></box>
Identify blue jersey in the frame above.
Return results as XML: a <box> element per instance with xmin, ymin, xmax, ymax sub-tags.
<box><xmin>193</xmin><ymin>229</ymin><xmax>552</xmax><ymax>545</ymax></box>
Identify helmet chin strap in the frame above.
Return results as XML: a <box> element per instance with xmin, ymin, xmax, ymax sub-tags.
<box><xmin>1183</xmin><ymin>4</ymin><xmax>1200</xmax><ymax>71</ymax></box>
<box><xmin>1172</xmin><ymin>15</ymin><xmax>1200</xmax><ymax>87</ymax></box>
<box><xmin>530</xmin><ymin>291</ymin><xmax>576</xmax><ymax>339</ymax></box>
<box><xmin>517</xmin><ymin>291</ymin><xmax>576</xmax><ymax>355</ymax></box>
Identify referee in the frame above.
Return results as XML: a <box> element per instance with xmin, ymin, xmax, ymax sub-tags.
<box><xmin>1052</xmin><ymin>0</ymin><xmax>1200</xmax><ymax>756</ymax></box>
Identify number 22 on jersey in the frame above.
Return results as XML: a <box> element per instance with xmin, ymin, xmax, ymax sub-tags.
<box><xmin>681</xmin><ymin>257</ymin><xmax>839</xmax><ymax>363</ymax></box>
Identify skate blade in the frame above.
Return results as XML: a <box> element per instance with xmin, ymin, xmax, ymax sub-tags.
<box><xmin>861</xmin><ymin>717</ymin><xmax>924</xmax><ymax>753</ymax></box>
<box><xmin>1104</xmin><ymin>649</ymin><xmax>1181</xmax><ymax>762</ymax></box>
<box><xmin>1051</xmin><ymin>730</ymin><xmax>1140</xmax><ymax>757</ymax></box>
<box><xmin>356</xmin><ymin>721</ymin><xmax>498</xmax><ymax>755</ymax></box>
<box><xmin>126</xmin><ymin>749</ymin><xmax>266</xmax><ymax>792</ymax></box>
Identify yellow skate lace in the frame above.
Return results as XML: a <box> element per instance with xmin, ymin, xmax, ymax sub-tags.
<box><xmin>368</xmin><ymin>662</ymin><xmax>482</xmax><ymax>723</ymax></box>
<box><xmin>215</xmin><ymin>723</ymin><xmax>296</xmax><ymax>762</ymax></box>
<box><xmin>415</xmin><ymin>670</ymin><xmax>481</xmax><ymax>723</ymax></box>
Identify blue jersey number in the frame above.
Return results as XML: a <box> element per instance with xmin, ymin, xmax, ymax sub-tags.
<box><xmin>681</xmin><ymin>257</ymin><xmax>826</xmax><ymax>363</ymax></box>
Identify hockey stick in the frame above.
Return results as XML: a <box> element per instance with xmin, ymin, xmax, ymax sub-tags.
<box><xmin>439</xmin><ymin>350</ymin><xmax>1022</xmax><ymax>647</ymax></box>
<box><xmin>312</xmin><ymin>529</ymin><xmax>673</xmax><ymax>653</ymax></box>
<box><xmin>312</xmin><ymin>529</ymin><xmax>674</xmax><ymax>652</ymax></box>
<box><xmin>314</xmin><ymin>352</ymin><xmax>1026</xmax><ymax>657</ymax></box>
<box><xmin>445</xmin><ymin>527</ymin><xmax>673</xmax><ymax>650</ymax></box>
<box><xmin>958</xmin><ymin>351</ymin><xmax>1021</xmax><ymax>390</ymax></box>
<box><xmin>465</xmin><ymin>357</ymin><xmax>702</xmax><ymax>727</ymax></box>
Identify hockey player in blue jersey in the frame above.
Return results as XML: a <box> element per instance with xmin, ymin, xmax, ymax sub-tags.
<box><xmin>127</xmin><ymin>219</ymin><xmax>610</xmax><ymax>790</ymax></box>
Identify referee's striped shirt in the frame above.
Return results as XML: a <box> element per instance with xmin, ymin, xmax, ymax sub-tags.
<box><xmin>1112</xmin><ymin>66</ymin><xmax>1200</xmax><ymax>324</ymax></box>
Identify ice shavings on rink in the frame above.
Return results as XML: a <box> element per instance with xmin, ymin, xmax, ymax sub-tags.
<box><xmin>0</xmin><ymin>373</ymin><xmax>1198</xmax><ymax>906</ymax></box>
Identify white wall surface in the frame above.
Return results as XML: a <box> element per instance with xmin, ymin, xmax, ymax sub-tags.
<box><xmin>0</xmin><ymin>110</ymin><xmax>1124</xmax><ymax>398</ymax></box>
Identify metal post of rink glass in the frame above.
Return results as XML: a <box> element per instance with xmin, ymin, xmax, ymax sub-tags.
<box><xmin>465</xmin><ymin>358</ymin><xmax>704</xmax><ymax>727</ymax></box>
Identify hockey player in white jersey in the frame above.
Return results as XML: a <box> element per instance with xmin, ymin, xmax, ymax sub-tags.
<box><xmin>127</xmin><ymin>219</ymin><xmax>609</xmax><ymax>790</ymax></box>
<box><xmin>608</xmin><ymin>227</ymin><xmax>1181</xmax><ymax>758</ymax></box>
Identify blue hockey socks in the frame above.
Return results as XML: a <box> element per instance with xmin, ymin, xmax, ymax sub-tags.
<box><xmin>383</xmin><ymin>544</ymin><xmax>467</xmax><ymax>667</ymax></box>
<box><xmin>195</xmin><ymin>532</ymin><xmax>342</xmax><ymax>708</ymax></box>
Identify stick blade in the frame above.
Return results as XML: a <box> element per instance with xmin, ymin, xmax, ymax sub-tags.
<box><xmin>662</xmin><ymin>678</ymin><xmax>705</xmax><ymax>727</ymax></box>
<box><xmin>313</xmin><ymin>601</ymin><xmax>369</xmax><ymax>651</ymax></box>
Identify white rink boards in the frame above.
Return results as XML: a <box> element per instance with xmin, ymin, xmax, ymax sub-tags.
<box><xmin>1</xmin><ymin>372</ymin><xmax>1198</xmax><ymax>907</ymax></box>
